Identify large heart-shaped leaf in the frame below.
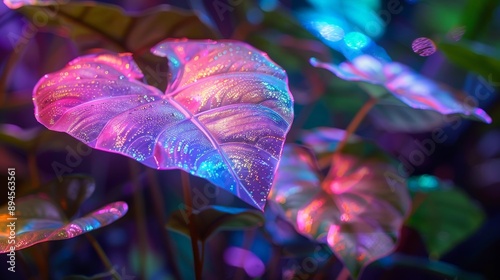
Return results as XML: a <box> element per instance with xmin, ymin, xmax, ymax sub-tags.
<box><xmin>406</xmin><ymin>175</ymin><xmax>485</xmax><ymax>259</ymax></box>
<box><xmin>33</xmin><ymin>39</ymin><xmax>294</xmax><ymax>210</ymax></box>
<box><xmin>167</xmin><ymin>205</ymin><xmax>264</xmax><ymax>241</ymax></box>
<box><xmin>269</xmin><ymin>131</ymin><xmax>410</xmax><ymax>277</ymax></box>
<box><xmin>0</xmin><ymin>195</ymin><xmax>127</xmax><ymax>252</ymax></box>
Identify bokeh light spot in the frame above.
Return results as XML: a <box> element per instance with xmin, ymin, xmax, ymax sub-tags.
<box><xmin>344</xmin><ymin>32</ymin><xmax>370</xmax><ymax>50</ymax></box>
<box><xmin>224</xmin><ymin>247</ymin><xmax>265</xmax><ymax>278</ymax></box>
<box><xmin>315</xmin><ymin>22</ymin><xmax>345</xmax><ymax>42</ymax></box>
<box><xmin>411</xmin><ymin>37</ymin><xmax>436</xmax><ymax>56</ymax></box>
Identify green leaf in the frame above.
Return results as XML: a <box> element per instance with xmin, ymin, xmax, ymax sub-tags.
<box><xmin>167</xmin><ymin>205</ymin><xmax>264</xmax><ymax>241</ymax></box>
<box><xmin>406</xmin><ymin>176</ymin><xmax>485</xmax><ymax>259</ymax></box>
<box><xmin>460</xmin><ymin>0</ymin><xmax>500</xmax><ymax>40</ymax></box>
<box><xmin>439</xmin><ymin>40</ymin><xmax>500</xmax><ymax>80</ymax></box>
<box><xmin>15</xmin><ymin>1</ymin><xmax>217</xmax><ymax>90</ymax></box>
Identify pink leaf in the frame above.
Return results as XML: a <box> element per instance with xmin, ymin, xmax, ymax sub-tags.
<box><xmin>311</xmin><ymin>56</ymin><xmax>492</xmax><ymax>125</ymax></box>
<box><xmin>269</xmin><ymin>129</ymin><xmax>410</xmax><ymax>277</ymax></box>
<box><xmin>0</xmin><ymin>195</ymin><xmax>127</xmax><ymax>252</ymax></box>
<box><xmin>33</xmin><ymin>39</ymin><xmax>294</xmax><ymax>210</ymax></box>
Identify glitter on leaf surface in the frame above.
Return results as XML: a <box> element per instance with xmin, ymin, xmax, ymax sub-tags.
<box><xmin>268</xmin><ymin>129</ymin><xmax>410</xmax><ymax>277</ymax></box>
<box><xmin>0</xmin><ymin>195</ymin><xmax>127</xmax><ymax>252</ymax></box>
<box><xmin>310</xmin><ymin>55</ymin><xmax>491</xmax><ymax>124</ymax></box>
<box><xmin>33</xmin><ymin>39</ymin><xmax>294</xmax><ymax>210</ymax></box>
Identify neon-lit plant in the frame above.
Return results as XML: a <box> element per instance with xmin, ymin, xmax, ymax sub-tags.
<box><xmin>0</xmin><ymin>0</ymin><xmax>494</xmax><ymax>279</ymax></box>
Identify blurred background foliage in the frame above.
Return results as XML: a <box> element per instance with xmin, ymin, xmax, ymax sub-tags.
<box><xmin>0</xmin><ymin>0</ymin><xmax>499</xmax><ymax>279</ymax></box>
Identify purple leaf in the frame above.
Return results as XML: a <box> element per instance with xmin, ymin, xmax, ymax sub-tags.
<box><xmin>269</xmin><ymin>133</ymin><xmax>410</xmax><ymax>277</ymax></box>
<box><xmin>311</xmin><ymin>56</ymin><xmax>492</xmax><ymax>124</ymax></box>
<box><xmin>33</xmin><ymin>39</ymin><xmax>294</xmax><ymax>210</ymax></box>
<box><xmin>0</xmin><ymin>195</ymin><xmax>127</xmax><ymax>252</ymax></box>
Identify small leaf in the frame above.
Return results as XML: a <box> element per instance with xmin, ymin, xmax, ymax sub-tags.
<box><xmin>0</xmin><ymin>195</ymin><xmax>127</xmax><ymax>252</ymax></box>
<box><xmin>0</xmin><ymin>124</ymin><xmax>40</xmax><ymax>150</ymax></box>
<box><xmin>269</xmin><ymin>132</ymin><xmax>411</xmax><ymax>277</ymax></box>
<box><xmin>406</xmin><ymin>175</ymin><xmax>485</xmax><ymax>258</ymax></box>
<box><xmin>167</xmin><ymin>205</ymin><xmax>264</xmax><ymax>241</ymax></box>
<box><xmin>33</xmin><ymin>40</ymin><xmax>294</xmax><ymax>210</ymax></box>
<box><xmin>439</xmin><ymin>40</ymin><xmax>500</xmax><ymax>80</ymax></box>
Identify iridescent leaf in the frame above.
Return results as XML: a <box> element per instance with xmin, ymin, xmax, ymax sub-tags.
<box><xmin>167</xmin><ymin>205</ymin><xmax>264</xmax><ymax>241</ymax></box>
<box><xmin>0</xmin><ymin>195</ymin><xmax>127</xmax><ymax>252</ymax></box>
<box><xmin>269</xmin><ymin>136</ymin><xmax>410</xmax><ymax>277</ymax></box>
<box><xmin>33</xmin><ymin>40</ymin><xmax>294</xmax><ymax>210</ymax></box>
<box><xmin>406</xmin><ymin>175</ymin><xmax>485</xmax><ymax>258</ymax></box>
<box><xmin>311</xmin><ymin>56</ymin><xmax>492</xmax><ymax>125</ymax></box>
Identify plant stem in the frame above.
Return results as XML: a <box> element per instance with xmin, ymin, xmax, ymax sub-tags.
<box><xmin>325</xmin><ymin>97</ymin><xmax>376</xmax><ymax>184</ymax></box>
<box><xmin>180</xmin><ymin>171</ymin><xmax>203</xmax><ymax>280</ymax></box>
<box><xmin>201</xmin><ymin>241</ymin><xmax>206</xmax><ymax>273</ymax></box>
<box><xmin>129</xmin><ymin>161</ymin><xmax>147</xmax><ymax>280</ymax></box>
<box><xmin>86</xmin><ymin>234</ymin><xmax>121</xmax><ymax>280</ymax></box>
<box><xmin>336</xmin><ymin>97</ymin><xmax>377</xmax><ymax>154</ymax></box>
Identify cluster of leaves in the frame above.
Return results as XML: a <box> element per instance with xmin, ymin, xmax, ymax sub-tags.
<box><xmin>0</xmin><ymin>0</ymin><xmax>497</xmax><ymax>279</ymax></box>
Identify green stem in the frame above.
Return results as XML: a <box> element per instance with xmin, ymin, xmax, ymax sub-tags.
<box><xmin>86</xmin><ymin>234</ymin><xmax>121</xmax><ymax>280</ymax></box>
<box><xmin>336</xmin><ymin>97</ymin><xmax>376</xmax><ymax>155</ymax></box>
<box><xmin>180</xmin><ymin>171</ymin><xmax>203</xmax><ymax>280</ymax></box>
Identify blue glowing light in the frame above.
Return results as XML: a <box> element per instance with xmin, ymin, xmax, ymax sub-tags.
<box><xmin>313</xmin><ymin>22</ymin><xmax>345</xmax><ymax>42</ymax></box>
<box><xmin>344</xmin><ymin>32</ymin><xmax>370</xmax><ymax>50</ymax></box>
